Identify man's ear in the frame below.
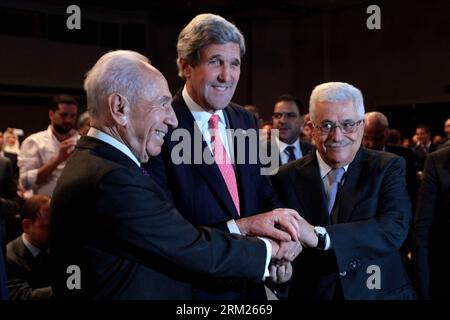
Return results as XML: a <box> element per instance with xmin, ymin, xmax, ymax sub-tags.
<box><xmin>49</xmin><ymin>109</ymin><xmax>54</xmax><ymax>121</ymax></box>
<box><xmin>180</xmin><ymin>58</ymin><xmax>192</xmax><ymax>79</ymax></box>
<box><xmin>22</xmin><ymin>219</ymin><xmax>32</xmax><ymax>234</ymax></box>
<box><xmin>108</xmin><ymin>93</ymin><xmax>129</xmax><ymax>126</ymax></box>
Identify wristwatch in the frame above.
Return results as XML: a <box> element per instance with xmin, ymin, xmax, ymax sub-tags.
<box><xmin>314</xmin><ymin>226</ymin><xmax>327</xmax><ymax>250</ymax></box>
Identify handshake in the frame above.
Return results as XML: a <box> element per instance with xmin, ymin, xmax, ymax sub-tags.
<box><xmin>236</xmin><ymin>208</ymin><xmax>318</xmax><ymax>284</ymax></box>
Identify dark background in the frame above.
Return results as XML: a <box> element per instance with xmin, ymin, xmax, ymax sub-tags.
<box><xmin>1</xmin><ymin>0</ymin><xmax>449</xmax><ymax>140</ymax></box>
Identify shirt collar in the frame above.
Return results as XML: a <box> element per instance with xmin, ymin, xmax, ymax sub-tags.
<box><xmin>316</xmin><ymin>150</ymin><xmax>349</xmax><ymax>180</ymax></box>
<box><xmin>277</xmin><ymin>137</ymin><xmax>300</xmax><ymax>153</ymax></box>
<box><xmin>87</xmin><ymin>127</ymin><xmax>140</xmax><ymax>167</ymax></box>
<box><xmin>182</xmin><ymin>85</ymin><xmax>226</xmax><ymax>132</ymax></box>
<box><xmin>22</xmin><ymin>233</ymin><xmax>41</xmax><ymax>257</ymax></box>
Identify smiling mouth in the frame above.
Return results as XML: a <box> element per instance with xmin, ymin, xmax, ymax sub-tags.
<box><xmin>155</xmin><ymin>129</ymin><xmax>166</xmax><ymax>138</ymax></box>
<box><xmin>211</xmin><ymin>85</ymin><xmax>230</xmax><ymax>92</ymax></box>
<box><xmin>326</xmin><ymin>144</ymin><xmax>349</xmax><ymax>149</ymax></box>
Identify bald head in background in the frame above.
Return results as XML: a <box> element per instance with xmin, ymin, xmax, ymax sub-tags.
<box><xmin>363</xmin><ymin>111</ymin><xmax>390</xmax><ymax>151</ymax></box>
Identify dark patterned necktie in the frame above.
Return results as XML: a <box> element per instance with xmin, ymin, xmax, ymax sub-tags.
<box><xmin>285</xmin><ymin>145</ymin><xmax>296</xmax><ymax>162</ymax></box>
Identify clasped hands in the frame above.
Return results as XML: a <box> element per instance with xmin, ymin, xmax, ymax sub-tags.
<box><xmin>236</xmin><ymin>208</ymin><xmax>317</xmax><ymax>283</ymax></box>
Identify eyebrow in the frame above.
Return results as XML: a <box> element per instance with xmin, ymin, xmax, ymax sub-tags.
<box><xmin>157</xmin><ymin>95</ymin><xmax>172</xmax><ymax>104</ymax></box>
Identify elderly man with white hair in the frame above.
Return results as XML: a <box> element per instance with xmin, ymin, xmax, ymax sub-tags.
<box><xmin>271</xmin><ymin>82</ymin><xmax>416</xmax><ymax>300</ymax></box>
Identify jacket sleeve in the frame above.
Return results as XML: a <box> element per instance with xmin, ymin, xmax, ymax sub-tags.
<box><xmin>95</xmin><ymin>168</ymin><xmax>268</xmax><ymax>281</ymax></box>
<box><xmin>413</xmin><ymin>154</ymin><xmax>438</xmax><ymax>300</ymax></box>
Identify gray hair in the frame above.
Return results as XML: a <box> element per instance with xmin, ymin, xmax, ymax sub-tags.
<box><xmin>176</xmin><ymin>13</ymin><xmax>246</xmax><ymax>79</ymax></box>
<box><xmin>84</xmin><ymin>50</ymin><xmax>151</xmax><ymax>118</ymax></box>
<box><xmin>365</xmin><ymin>111</ymin><xmax>389</xmax><ymax>129</ymax></box>
<box><xmin>309</xmin><ymin>82</ymin><xmax>365</xmax><ymax>122</ymax></box>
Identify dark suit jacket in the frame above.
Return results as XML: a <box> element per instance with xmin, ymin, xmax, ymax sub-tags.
<box><xmin>412</xmin><ymin>143</ymin><xmax>438</xmax><ymax>172</ymax></box>
<box><xmin>50</xmin><ymin>136</ymin><xmax>267</xmax><ymax>299</ymax></box>
<box><xmin>146</xmin><ymin>91</ymin><xmax>280</xmax><ymax>299</ymax></box>
<box><xmin>3</xmin><ymin>152</ymin><xmax>18</xmax><ymax>183</ymax></box>
<box><xmin>413</xmin><ymin>147</ymin><xmax>450</xmax><ymax>299</ymax></box>
<box><xmin>271</xmin><ymin>148</ymin><xmax>415</xmax><ymax>300</ymax></box>
<box><xmin>6</xmin><ymin>236</ymin><xmax>53</xmax><ymax>300</ymax></box>
<box><xmin>385</xmin><ymin>144</ymin><xmax>418</xmax><ymax>202</ymax></box>
<box><xmin>0</xmin><ymin>221</ymin><xmax>7</xmax><ymax>300</ymax></box>
<box><xmin>0</xmin><ymin>156</ymin><xmax>22</xmax><ymax>243</ymax></box>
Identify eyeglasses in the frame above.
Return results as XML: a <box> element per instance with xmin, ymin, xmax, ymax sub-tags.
<box><xmin>273</xmin><ymin>112</ymin><xmax>299</xmax><ymax>120</ymax></box>
<box><xmin>312</xmin><ymin>119</ymin><xmax>364</xmax><ymax>134</ymax></box>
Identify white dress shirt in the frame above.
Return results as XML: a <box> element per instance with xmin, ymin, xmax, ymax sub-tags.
<box><xmin>87</xmin><ymin>128</ymin><xmax>140</xmax><ymax>167</ymax></box>
<box><xmin>18</xmin><ymin>126</ymin><xmax>79</xmax><ymax>196</ymax></box>
<box><xmin>277</xmin><ymin>138</ymin><xmax>303</xmax><ymax>165</ymax></box>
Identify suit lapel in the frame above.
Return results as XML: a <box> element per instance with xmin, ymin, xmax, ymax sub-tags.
<box><xmin>173</xmin><ymin>94</ymin><xmax>240</xmax><ymax>219</ymax></box>
<box><xmin>337</xmin><ymin>148</ymin><xmax>367</xmax><ymax>223</ymax></box>
<box><xmin>288</xmin><ymin>153</ymin><xmax>329</xmax><ymax>225</ymax></box>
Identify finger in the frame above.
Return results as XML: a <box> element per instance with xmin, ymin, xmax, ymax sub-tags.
<box><xmin>281</xmin><ymin>208</ymin><xmax>303</xmax><ymax>221</ymax></box>
<box><xmin>277</xmin><ymin>216</ymin><xmax>299</xmax><ymax>241</ymax></box>
<box><xmin>266</xmin><ymin>228</ymin><xmax>293</xmax><ymax>242</ymax></box>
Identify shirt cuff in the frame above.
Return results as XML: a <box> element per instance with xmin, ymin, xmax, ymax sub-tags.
<box><xmin>324</xmin><ymin>230</ymin><xmax>331</xmax><ymax>251</ymax></box>
<box><xmin>227</xmin><ymin>220</ymin><xmax>270</xmax><ymax>279</ymax></box>
<box><xmin>226</xmin><ymin>219</ymin><xmax>241</xmax><ymax>234</ymax></box>
<box><xmin>257</xmin><ymin>237</ymin><xmax>271</xmax><ymax>279</ymax></box>
<box><xmin>20</xmin><ymin>168</ymin><xmax>38</xmax><ymax>189</ymax></box>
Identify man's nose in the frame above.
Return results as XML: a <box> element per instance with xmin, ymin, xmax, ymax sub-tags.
<box><xmin>329</xmin><ymin>125</ymin><xmax>345</xmax><ymax>141</ymax></box>
<box><xmin>218</xmin><ymin>64</ymin><xmax>231</xmax><ymax>82</ymax></box>
<box><xmin>165</xmin><ymin>105</ymin><xmax>178</xmax><ymax>129</ymax></box>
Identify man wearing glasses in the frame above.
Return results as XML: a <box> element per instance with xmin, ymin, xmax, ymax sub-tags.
<box><xmin>270</xmin><ymin>82</ymin><xmax>415</xmax><ymax>300</ymax></box>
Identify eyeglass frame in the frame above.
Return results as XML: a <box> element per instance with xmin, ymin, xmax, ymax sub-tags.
<box><xmin>311</xmin><ymin>119</ymin><xmax>364</xmax><ymax>135</ymax></box>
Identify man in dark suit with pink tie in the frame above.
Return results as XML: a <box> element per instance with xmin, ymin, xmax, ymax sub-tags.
<box><xmin>146</xmin><ymin>13</ymin><xmax>295</xmax><ymax>299</ymax></box>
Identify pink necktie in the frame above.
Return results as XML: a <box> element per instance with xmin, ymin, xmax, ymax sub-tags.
<box><xmin>208</xmin><ymin>114</ymin><xmax>240</xmax><ymax>215</ymax></box>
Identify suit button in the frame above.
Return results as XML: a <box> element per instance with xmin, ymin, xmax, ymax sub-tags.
<box><xmin>339</xmin><ymin>271</ymin><xmax>347</xmax><ymax>277</ymax></box>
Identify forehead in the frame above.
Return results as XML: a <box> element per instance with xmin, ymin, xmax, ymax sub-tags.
<box><xmin>274</xmin><ymin>101</ymin><xmax>299</xmax><ymax>113</ymax></box>
<box><xmin>56</xmin><ymin>103</ymin><xmax>78</xmax><ymax>114</ymax></box>
<box><xmin>141</xmin><ymin>69</ymin><xmax>172</xmax><ymax>102</ymax></box>
<box><xmin>314</xmin><ymin>100</ymin><xmax>358</xmax><ymax>121</ymax></box>
<box><xmin>200</xmin><ymin>42</ymin><xmax>241</xmax><ymax>60</ymax></box>
<box><xmin>416</xmin><ymin>128</ymin><xmax>427</xmax><ymax>134</ymax></box>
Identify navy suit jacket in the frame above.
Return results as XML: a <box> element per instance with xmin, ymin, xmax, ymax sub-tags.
<box><xmin>271</xmin><ymin>148</ymin><xmax>416</xmax><ymax>300</ymax></box>
<box><xmin>50</xmin><ymin>136</ymin><xmax>267</xmax><ymax>299</ymax></box>
<box><xmin>147</xmin><ymin>91</ymin><xmax>281</xmax><ymax>299</ymax></box>
<box><xmin>413</xmin><ymin>147</ymin><xmax>450</xmax><ymax>299</ymax></box>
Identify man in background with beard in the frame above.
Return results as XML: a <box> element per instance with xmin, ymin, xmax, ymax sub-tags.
<box><xmin>18</xmin><ymin>94</ymin><xmax>79</xmax><ymax>196</ymax></box>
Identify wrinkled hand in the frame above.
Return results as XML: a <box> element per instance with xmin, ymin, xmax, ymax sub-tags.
<box><xmin>269</xmin><ymin>261</ymin><xmax>293</xmax><ymax>284</ymax></box>
<box><xmin>296</xmin><ymin>218</ymin><xmax>318</xmax><ymax>248</ymax></box>
<box><xmin>236</xmin><ymin>208</ymin><xmax>302</xmax><ymax>242</ymax></box>
<box><xmin>57</xmin><ymin>137</ymin><xmax>77</xmax><ymax>163</ymax></box>
<box><xmin>269</xmin><ymin>239</ymin><xmax>302</xmax><ymax>262</ymax></box>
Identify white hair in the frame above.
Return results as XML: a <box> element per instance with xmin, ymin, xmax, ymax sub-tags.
<box><xmin>84</xmin><ymin>50</ymin><xmax>151</xmax><ymax>118</ymax></box>
<box><xmin>309</xmin><ymin>82</ymin><xmax>365</xmax><ymax>122</ymax></box>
